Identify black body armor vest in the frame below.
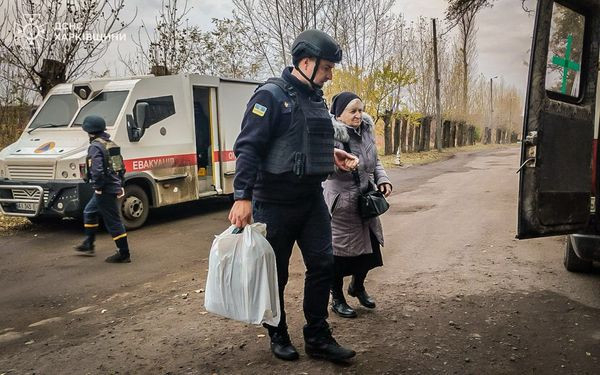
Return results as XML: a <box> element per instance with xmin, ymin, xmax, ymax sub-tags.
<box><xmin>85</xmin><ymin>138</ymin><xmax>126</xmax><ymax>182</ymax></box>
<box><xmin>257</xmin><ymin>77</ymin><xmax>334</xmax><ymax>178</ymax></box>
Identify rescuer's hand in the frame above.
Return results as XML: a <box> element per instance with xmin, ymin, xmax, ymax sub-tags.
<box><xmin>117</xmin><ymin>188</ymin><xmax>125</xmax><ymax>199</ymax></box>
<box><xmin>95</xmin><ymin>190</ymin><xmax>102</xmax><ymax>195</ymax></box>
<box><xmin>334</xmin><ymin>148</ymin><xmax>359</xmax><ymax>171</ymax></box>
<box><xmin>229</xmin><ymin>199</ymin><xmax>252</xmax><ymax>228</ymax></box>
<box><xmin>378</xmin><ymin>183</ymin><xmax>393</xmax><ymax>198</ymax></box>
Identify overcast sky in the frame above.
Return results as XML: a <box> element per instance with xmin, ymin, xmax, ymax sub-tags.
<box><xmin>393</xmin><ymin>0</ymin><xmax>536</xmax><ymax>95</ymax></box>
<box><xmin>100</xmin><ymin>0</ymin><xmax>536</xmax><ymax>94</ymax></box>
<box><xmin>4</xmin><ymin>0</ymin><xmax>536</xmax><ymax>94</ymax></box>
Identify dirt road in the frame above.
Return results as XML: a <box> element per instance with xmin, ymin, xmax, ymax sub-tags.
<box><xmin>1</xmin><ymin>146</ymin><xmax>599</xmax><ymax>374</ymax></box>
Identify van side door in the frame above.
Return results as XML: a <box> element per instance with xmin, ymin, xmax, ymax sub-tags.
<box><xmin>518</xmin><ymin>0</ymin><xmax>600</xmax><ymax>239</ymax></box>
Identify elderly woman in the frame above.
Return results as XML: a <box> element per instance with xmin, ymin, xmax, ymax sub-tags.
<box><xmin>323</xmin><ymin>92</ymin><xmax>392</xmax><ymax>318</ymax></box>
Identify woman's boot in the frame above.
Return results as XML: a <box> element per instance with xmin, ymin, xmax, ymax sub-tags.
<box><xmin>348</xmin><ymin>272</ymin><xmax>376</xmax><ymax>308</ymax></box>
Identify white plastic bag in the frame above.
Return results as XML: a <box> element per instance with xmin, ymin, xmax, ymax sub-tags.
<box><xmin>204</xmin><ymin>223</ymin><xmax>280</xmax><ymax>326</ymax></box>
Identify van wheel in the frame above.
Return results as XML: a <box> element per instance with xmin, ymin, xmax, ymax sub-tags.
<box><xmin>120</xmin><ymin>185</ymin><xmax>149</xmax><ymax>230</ymax></box>
<box><xmin>564</xmin><ymin>236</ymin><xmax>593</xmax><ymax>273</ymax></box>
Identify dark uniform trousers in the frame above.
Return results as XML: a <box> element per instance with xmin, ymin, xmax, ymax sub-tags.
<box><xmin>253</xmin><ymin>194</ymin><xmax>334</xmax><ymax>339</ymax></box>
<box><xmin>83</xmin><ymin>193</ymin><xmax>128</xmax><ymax>253</ymax></box>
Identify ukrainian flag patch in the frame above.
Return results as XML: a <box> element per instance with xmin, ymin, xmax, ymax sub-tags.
<box><xmin>252</xmin><ymin>103</ymin><xmax>267</xmax><ymax>117</ymax></box>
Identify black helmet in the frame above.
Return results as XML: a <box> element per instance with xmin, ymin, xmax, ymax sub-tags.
<box><xmin>82</xmin><ymin>115</ymin><xmax>106</xmax><ymax>134</ymax></box>
<box><xmin>291</xmin><ymin>29</ymin><xmax>342</xmax><ymax>64</ymax></box>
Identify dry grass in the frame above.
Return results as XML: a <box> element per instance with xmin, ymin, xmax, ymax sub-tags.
<box><xmin>379</xmin><ymin>143</ymin><xmax>518</xmax><ymax>169</ymax></box>
<box><xmin>0</xmin><ymin>213</ymin><xmax>31</xmax><ymax>236</ymax></box>
<box><xmin>1</xmin><ymin>106</ymin><xmax>31</xmax><ymax>149</ymax></box>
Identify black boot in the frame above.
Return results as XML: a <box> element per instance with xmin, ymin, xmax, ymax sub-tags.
<box><xmin>331</xmin><ymin>273</ymin><xmax>356</xmax><ymax>318</ymax></box>
<box><xmin>269</xmin><ymin>330</ymin><xmax>299</xmax><ymax>361</ymax></box>
<box><xmin>105</xmin><ymin>251</ymin><xmax>131</xmax><ymax>263</ymax></box>
<box><xmin>105</xmin><ymin>235</ymin><xmax>131</xmax><ymax>263</ymax></box>
<box><xmin>74</xmin><ymin>240</ymin><xmax>95</xmax><ymax>255</ymax></box>
<box><xmin>331</xmin><ymin>297</ymin><xmax>357</xmax><ymax>318</ymax></box>
<box><xmin>305</xmin><ymin>328</ymin><xmax>356</xmax><ymax>362</ymax></box>
<box><xmin>348</xmin><ymin>276</ymin><xmax>376</xmax><ymax>309</ymax></box>
<box><xmin>75</xmin><ymin>226</ymin><xmax>96</xmax><ymax>255</ymax></box>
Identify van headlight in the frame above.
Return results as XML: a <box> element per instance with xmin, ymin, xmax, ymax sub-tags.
<box><xmin>62</xmin><ymin>171</ymin><xmax>69</xmax><ymax>178</ymax></box>
<box><xmin>69</xmin><ymin>163</ymin><xmax>76</xmax><ymax>170</ymax></box>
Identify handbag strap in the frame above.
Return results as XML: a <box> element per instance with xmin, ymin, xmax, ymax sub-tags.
<box><xmin>341</xmin><ymin>141</ymin><xmax>362</xmax><ymax>190</ymax></box>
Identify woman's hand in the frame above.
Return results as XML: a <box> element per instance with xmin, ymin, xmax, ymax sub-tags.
<box><xmin>334</xmin><ymin>148</ymin><xmax>359</xmax><ymax>171</ymax></box>
<box><xmin>378</xmin><ymin>183</ymin><xmax>392</xmax><ymax>197</ymax></box>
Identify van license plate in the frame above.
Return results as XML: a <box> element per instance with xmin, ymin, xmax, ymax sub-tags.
<box><xmin>16</xmin><ymin>202</ymin><xmax>38</xmax><ymax>211</ymax></box>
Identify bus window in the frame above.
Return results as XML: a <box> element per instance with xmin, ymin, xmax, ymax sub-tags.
<box><xmin>545</xmin><ymin>2</ymin><xmax>585</xmax><ymax>98</ymax></box>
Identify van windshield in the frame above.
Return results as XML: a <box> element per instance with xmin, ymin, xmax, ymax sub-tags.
<box><xmin>28</xmin><ymin>94</ymin><xmax>78</xmax><ymax>130</ymax></box>
<box><xmin>72</xmin><ymin>91</ymin><xmax>129</xmax><ymax>128</ymax></box>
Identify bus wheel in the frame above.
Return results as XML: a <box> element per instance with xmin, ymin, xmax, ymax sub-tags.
<box><xmin>563</xmin><ymin>236</ymin><xmax>593</xmax><ymax>273</ymax></box>
<box><xmin>120</xmin><ymin>184</ymin><xmax>149</xmax><ymax>230</ymax></box>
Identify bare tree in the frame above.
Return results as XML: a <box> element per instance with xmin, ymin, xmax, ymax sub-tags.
<box><xmin>0</xmin><ymin>57</ymin><xmax>35</xmax><ymax>147</ymax></box>
<box><xmin>0</xmin><ymin>0</ymin><xmax>134</xmax><ymax>97</ymax></box>
<box><xmin>405</xmin><ymin>17</ymin><xmax>436</xmax><ymax>116</ymax></box>
<box><xmin>233</xmin><ymin>0</ymin><xmax>333</xmax><ymax>75</ymax></box>
<box><xmin>445</xmin><ymin>0</ymin><xmax>490</xmax><ymax>29</ymax></box>
<box><xmin>200</xmin><ymin>17</ymin><xmax>263</xmax><ymax>79</ymax></box>
<box><xmin>456</xmin><ymin>7</ymin><xmax>478</xmax><ymax>116</ymax></box>
<box><xmin>233</xmin><ymin>0</ymin><xmax>395</xmax><ymax>78</ymax></box>
<box><xmin>121</xmin><ymin>0</ymin><xmax>201</xmax><ymax>76</ymax></box>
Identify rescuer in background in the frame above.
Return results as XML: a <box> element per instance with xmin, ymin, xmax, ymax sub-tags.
<box><xmin>75</xmin><ymin>115</ymin><xmax>131</xmax><ymax>264</ymax></box>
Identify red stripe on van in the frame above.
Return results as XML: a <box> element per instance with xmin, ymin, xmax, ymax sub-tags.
<box><xmin>213</xmin><ymin>150</ymin><xmax>236</xmax><ymax>162</ymax></box>
<box><xmin>124</xmin><ymin>154</ymin><xmax>196</xmax><ymax>172</ymax></box>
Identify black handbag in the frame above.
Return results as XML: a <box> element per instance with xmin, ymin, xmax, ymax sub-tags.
<box><xmin>357</xmin><ymin>184</ymin><xmax>390</xmax><ymax>219</ymax></box>
<box><xmin>342</xmin><ymin>142</ymin><xmax>389</xmax><ymax>220</ymax></box>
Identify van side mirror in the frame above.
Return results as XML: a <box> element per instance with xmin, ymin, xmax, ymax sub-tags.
<box><xmin>126</xmin><ymin>102</ymin><xmax>149</xmax><ymax>143</ymax></box>
<box><xmin>135</xmin><ymin>102</ymin><xmax>148</xmax><ymax>128</ymax></box>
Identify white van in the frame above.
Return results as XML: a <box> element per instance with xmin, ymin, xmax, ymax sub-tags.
<box><xmin>0</xmin><ymin>74</ymin><xmax>259</xmax><ymax>228</ymax></box>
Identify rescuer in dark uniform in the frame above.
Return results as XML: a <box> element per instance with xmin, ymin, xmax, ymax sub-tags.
<box><xmin>74</xmin><ymin>115</ymin><xmax>131</xmax><ymax>263</ymax></box>
<box><xmin>229</xmin><ymin>30</ymin><xmax>358</xmax><ymax>362</ymax></box>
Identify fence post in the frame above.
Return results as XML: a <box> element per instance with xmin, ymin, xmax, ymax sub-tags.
<box><xmin>401</xmin><ymin>117</ymin><xmax>408</xmax><ymax>153</ymax></box>
<box><xmin>393</xmin><ymin>117</ymin><xmax>401</xmax><ymax>154</ymax></box>
<box><xmin>408</xmin><ymin>123</ymin><xmax>414</xmax><ymax>152</ymax></box>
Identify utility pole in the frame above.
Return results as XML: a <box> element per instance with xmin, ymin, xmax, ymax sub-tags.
<box><xmin>489</xmin><ymin>76</ymin><xmax>498</xmax><ymax>143</ymax></box>
<box><xmin>509</xmin><ymin>93</ymin><xmax>513</xmax><ymax>131</ymax></box>
<box><xmin>432</xmin><ymin>18</ymin><xmax>442</xmax><ymax>151</ymax></box>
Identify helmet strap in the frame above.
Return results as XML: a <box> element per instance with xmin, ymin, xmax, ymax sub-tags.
<box><xmin>294</xmin><ymin>57</ymin><xmax>322</xmax><ymax>89</ymax></box>
<box><xmin>310</xmin><ymin>57</ymin><xmax>321</xmax><ymax>82</ymax></box>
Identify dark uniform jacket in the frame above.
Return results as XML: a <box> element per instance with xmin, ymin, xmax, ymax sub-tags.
<box><xmin>233</xmin><ymin>67</ymin><xmax>326</xmax><ymax>204</ymax></box>
<box><xmin>88</xmin><ymin>132</ymin><xmax>123</xmax><ymax>194</ymax></box>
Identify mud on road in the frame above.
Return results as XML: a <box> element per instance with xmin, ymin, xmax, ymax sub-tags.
<box><xmin>1</xmin><ymin>147</ymin><xmax>600</xmax><ymax>374</ymax></box>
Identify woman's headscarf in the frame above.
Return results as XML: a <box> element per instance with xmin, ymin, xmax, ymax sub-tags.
<box><xmin>330</xmin><ymin>91</ymin><xmax>361</xmax><ymax>117</ymax></box>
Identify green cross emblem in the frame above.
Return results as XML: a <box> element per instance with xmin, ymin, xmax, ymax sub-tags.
<box><xmin>551</xmin><ymin>34</ymin><xmax>580</xmax><ymax>94</ymax></box>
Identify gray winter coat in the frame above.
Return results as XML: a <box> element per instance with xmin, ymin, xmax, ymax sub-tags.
<box><xmin>323</xmin><ymin>113</ymin><xmax>392</xmax><ymax>257</ymax></box>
